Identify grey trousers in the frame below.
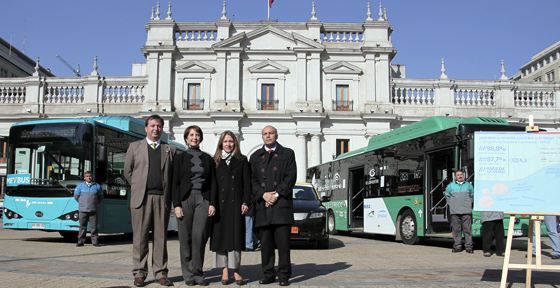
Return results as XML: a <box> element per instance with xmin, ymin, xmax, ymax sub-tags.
<box><xmin>78</xmin><ymin>211</ymin><xmax>98</xmax><ymax>244</ymax></box>
<box><xmin>177</xmin><ymin>192</ymin><xmax>210</xmax><ymax>283</ymax></box>
<box><xmin>451</xmin><ymin>214</ymin><xmax>473</xmax><ymax>250</ymax></box>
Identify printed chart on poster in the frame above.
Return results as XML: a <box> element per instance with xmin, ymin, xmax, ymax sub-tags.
<box><xmin>474</xmin><ymin>132</ymin><xmax>560</xmax><ymax>214</ymax></box>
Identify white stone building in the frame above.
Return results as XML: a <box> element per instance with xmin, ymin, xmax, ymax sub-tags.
<box><xmin>0</xmin><ymin>2</ymin><xmax>558</xmax><ymax>184</ymax></box>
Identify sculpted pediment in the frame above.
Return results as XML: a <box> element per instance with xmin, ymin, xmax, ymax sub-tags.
<box><xmin>212</xmin><ymin>25</ymin><xmax>324</xmax><ymax>51</ymax></box>
<box><xmin>248</xmin><ymin>60</ymin><xmax>289</xmax><ymax>74</ymax></box>
<box><xmin>176</xmin><ymin>60</ymin><xmax>214</xmax><ymax>73</ymax></box>
<box><xmin>323</xmin><ymin>61</ymin><xmax>362</xmax><ymax>74</ymax></box>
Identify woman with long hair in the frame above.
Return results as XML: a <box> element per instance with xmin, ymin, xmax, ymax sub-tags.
<box><xmin>210</xmin><ymin>131</ymin><xmax>251</xmax><ymax>285</ymax></box>
<box><xmin>172</xmin><ymin>125</ymin><xmax>217</xmax><ymax>286</ymax></box>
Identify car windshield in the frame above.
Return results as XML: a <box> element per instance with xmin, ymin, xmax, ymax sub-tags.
<box><xmin>292</xmin><ymin>186</ymin><xmax>318</xmax><ymax>201</ymax></box>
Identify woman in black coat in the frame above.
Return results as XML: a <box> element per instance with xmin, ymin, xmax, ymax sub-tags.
<box><xmin>172</xmin><ymin>125</ymin><xmax>218</xmax><ymax>286</ymax></box>
<box><xmin>210</xmin><ymin>131</ymin><xmax>251</xmax><ymax>285</ymax></box>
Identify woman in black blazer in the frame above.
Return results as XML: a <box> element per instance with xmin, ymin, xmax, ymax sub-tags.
<box><xmin>210</xmin><ymin>131</ymin><xmax>251</xmax><ymax>285</ymax></box>
<box><xmin>172</xmin><ymin>125</ymin><xmax>217</xmax><ymax>286</ymax></box>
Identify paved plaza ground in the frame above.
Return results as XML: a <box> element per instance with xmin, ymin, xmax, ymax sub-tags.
<box><xmin>0</xmin><ymin>218</ymin><xmax>558</xmax><ymax>287</ymax></box>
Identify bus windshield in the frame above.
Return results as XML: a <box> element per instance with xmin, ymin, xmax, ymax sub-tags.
<box><xmin>7</xmin><ymin>122</ymin><xmax>94</xmax><ymax>196</ymax></box>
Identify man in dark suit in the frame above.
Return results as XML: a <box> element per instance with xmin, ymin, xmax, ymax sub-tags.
<box><xmin>249</xmin><ymin>125</ymin><xmax>297</xmax><ymax>286</ymax></box>
<box><xmin>124</xmin><ymin>115</ymin><xmax>176</xmax><ymax>287</ymax></box>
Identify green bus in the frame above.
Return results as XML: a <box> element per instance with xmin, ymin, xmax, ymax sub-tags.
<box><xmin>307</xmin><ymin>116</ymin><xmax>532</xmax><ymax>244</ymax></box>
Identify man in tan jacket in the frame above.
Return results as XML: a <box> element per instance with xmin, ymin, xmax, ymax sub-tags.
<box><xmin>124</xmin><ymin>114</ymin><xmax>176</xmax><ymax>287</ymax></box>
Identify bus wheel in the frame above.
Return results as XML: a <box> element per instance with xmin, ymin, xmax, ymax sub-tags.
<box><xmin>400</xmin><ymin>210</ymin><xmax>420</xmax><ymax>245</ymax></box>
<box><xmin>327</xmin><ymin>211</ymin><xmax>338</xmax><ymax>235</ymax></box>
<box><xmin>59</xmin><ymin>231</ymin><xmax>78</xmax><ymax>241</ymax></box>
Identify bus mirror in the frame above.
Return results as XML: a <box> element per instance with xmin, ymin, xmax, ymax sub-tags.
<box><xmin>97</xmin><ymin>145</ymin><xmax>107</xmax><ymax>162</ymax></box>
<box><xmin>467</xmin><ymin>139</ymin><xmax>474</xmax><ymax>159</ymax></box>
<box><xmin>37</xmin><ymin>146</ymin><xmax>46</xmax><ymax>153</ymax></box>
<box><xmin>321</xmin><ymin>195</ymin><xmax>331</xmax><ymax>202</ymax></box>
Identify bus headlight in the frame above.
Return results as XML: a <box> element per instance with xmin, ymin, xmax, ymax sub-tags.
<box><xmin>309</xmin><ymin>212</ymin><xmax>325</xmax><ymax>219</ymax></box>
<box><xmin>3</xmin><ymin>208</ymin><xmax>23</xmax><ymax>220</ymax></box>
<box><xmin>58</xmin><ymin>211</ymin><xmax>79</xmax><ymax>221</ymax></box>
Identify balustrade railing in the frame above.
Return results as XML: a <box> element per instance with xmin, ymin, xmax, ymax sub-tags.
<box><xmin>454</xmin><ymin>88</ymin><xmax>494</xmax><ymax>106</ymax></box>
<box><xmin>103</xmin><ymin>84</ymin><xmax>145</xmax><ymax>103</ymax></box>
<box><xmin>392</xmin><ymin>86</ymin><xmax>435</xmax><ymax>105</ymax></box>
<box><xmin>183</xmin><ymin>98</ymin><xmax>204</xmax><ymax>110</ymax></box>
<box><xmin>257</xmin><ymin>98</ymin><xmax>279</xmax><ymax>110</ymax></box>
<box><xmin>175</xmin><ymin>24</ymin><xmax>217</xmax><ymax>42</ymax></box>
<box><xmin>332</xmin><ymin>100</ymin><xmax>353</xmax><ymax>111</ymax></box>
<box><xmin>514</xmin><ymin>90</ymin><xmax>554</xmax><ymax>108</ymax></box>
<box><xmin>321</xmin><ymin>31</ymin><xmax>364</xmax><ymax>43</ymax></box>
<box><xmin>44</xmin><ymin>85</ymin><xmax>84</xmax><ymax>103</ymax></box>
<box><xmin>0</xmin><ymin>86</ymin><xmax>26</xmax><ymax>103</ymax></box>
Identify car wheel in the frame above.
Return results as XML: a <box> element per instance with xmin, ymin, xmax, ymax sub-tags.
<box><xmin>317</xmin><ymin>237</ymin><xmax>329</xmax><ymax>249</ymax></box>
<box><xmin>400</xmin><ymin>210</ymin><xmax>420</xmax><ymax>245</ymax></box>
<box><xmin>59</xmin><ymin>231</ymin><xmax>78</xmax><ymax>241</ymax></box>
<box><xmin>327</xmin><ymin>211</ymin><xmax>338</xmax><ymax>235</ymax></box>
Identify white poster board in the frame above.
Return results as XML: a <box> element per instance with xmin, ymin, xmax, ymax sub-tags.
<box><xmin>474</xmin><ymin>132</ymin><xmax>560</xmax><ymax>213</ymax></box>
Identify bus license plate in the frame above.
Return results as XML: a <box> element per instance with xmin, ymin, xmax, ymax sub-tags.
<box><xmin>512</xmin><ymin>229</ymin><xmax>523</xmax><ymax>236</ymax></box>
<box><xmin>31</xmin><ymin>223</ymin><xmax>45</xmax><ymax>229</ymax></box>
<box><xmin>291</xmin><ymin>227</ymin><xmax>299</xmax><ymax>234</ymax></box>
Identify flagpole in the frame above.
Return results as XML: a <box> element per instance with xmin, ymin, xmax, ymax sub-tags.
<box><xmin>267</xmin><ymin>0</ymin><xmax>270</xmax><ymax>21</ymax></box>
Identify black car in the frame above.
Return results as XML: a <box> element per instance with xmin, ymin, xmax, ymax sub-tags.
<box><xmin>291</xmin><ymin>183</ymin><xmax>329</xmax><ymax>249</ymax></box>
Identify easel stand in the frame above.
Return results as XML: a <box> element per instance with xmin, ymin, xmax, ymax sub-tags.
<box><xmin>500</xmin><ymin>213</ymin><xmax>560</xmax><ymax>288</ymax></box>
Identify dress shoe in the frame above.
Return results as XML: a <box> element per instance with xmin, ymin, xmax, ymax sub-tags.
<box><xmin>451</xmin><ymin>248</ymin><xmax>461</xmax><ymax>253</ymax></box>
<box><xmin>76</xmin><ymin>242</ymin><xmax>84</xmax><ymax>247</ymax></box>
<box><xmin>222</xmin><ymin>279</ymin><xmax>230</xmax><ymax>285</ymax></box>
<box><xmin>198</xmin><ymin>280</ymin><xmax>209</xmax><ymax>286</ymax></box>
<box><xmin>92</xmin><ymin>243</ymin><xmax>100</xmax><ymax>247</ymax></box>
<box><xmin>185</xmin><ymin>280</ymin><xmax>196</xmax><ymax>286</ymax></box>
<box><xmin>235</xmin><ymin>279</ymin><xmax>244</xmax><ymax>286</ymax></box>
<box><xmin>259</xmin><ymin>278</ymin><xmax>275</xmax><ymax>285</ymax></box>
<box><xmin>279</xmin><ymin>280</ymin><xmax>290</xmax><ymax>286</ymax></box>
<box><xmin>134</xmin><ymin>277</ymin><xmax>146</xmax><ymax>287</ymax></box>
<box><xmin>525</xmin><ymin>254</ymin><xmax>536</xmax><ymax>258</ymax></box>
<box><xmin>157</xmin><ymin>277</ymin><xmax>174</xmax><ymax>286</ymax></box>
<box><xmin>552</xmin><ymin>254</ymin><xmax>560</xmax><ymax>259</ymax></box>
<box><xmin>465</xmin><ymin>249</ymin><xmax>474</xmax><ymax>254</ymax></box>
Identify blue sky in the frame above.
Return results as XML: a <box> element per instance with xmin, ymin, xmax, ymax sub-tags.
<box><xmin>2</xmin><ymin>0</ymin><xmax>558</xmax><ymax>79</ymax></box>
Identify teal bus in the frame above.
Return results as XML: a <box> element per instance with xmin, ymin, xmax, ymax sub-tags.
<box><xmin>307</xmin><ymin>116</ymin><xmax>533</xmax><ymax>244</ymax></box>
<box><xmin>2</xmin><ymin>116</ymin><xmax>185</xmax><ymax>239</ymax></box>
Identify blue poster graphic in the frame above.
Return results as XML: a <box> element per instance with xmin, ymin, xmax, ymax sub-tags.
<box><xmin>474</xmin><ymin>132</ymin><xmax>560</xmax><ymax>214</ymax></box>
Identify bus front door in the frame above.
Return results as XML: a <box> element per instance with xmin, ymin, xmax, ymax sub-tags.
<box><xmin>425</xmin><ymin>148</ymin><xmax>454</xmax><ymax>235</ymax></box>
<box><xmin>349</xmin><ymin>167</ymin><xmax>365</xmax><ymax>230</ymax></box>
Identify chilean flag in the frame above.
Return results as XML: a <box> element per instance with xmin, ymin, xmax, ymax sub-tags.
<box><xmin>269</xmin><ymin>0</ymin><xmax>274</xmax><ymax>8</ymax></box>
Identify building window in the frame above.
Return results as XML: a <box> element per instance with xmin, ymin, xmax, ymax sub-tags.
<box><xmin>533</xmin><ymin>64</ymin><xmax>538</xmax><ymax>72</ymax></box>
<box><xmin>259</xmin><ymin>84</ymin><xmax>277</xmax><ymax>110</ymax></box>
<box><xmin>553</xmin><ymin>53</ymin><xmax>558</xmax><ymax>61</ymax></box>
<box><xmin>184</xmin><ymin>83</ymin><xmax>204</xmax><ymax>110</ymax></box>
<box><xmin>334</xmin><ymin>85</ymin><xmax>352</xmax><ymax>111</ymax></box>
<box><xmin>534</xmin><ymin>77</ymin><xmax>542</xmax><ymax>82</ymax></box>
<box><xmin>547</xmin><ymin>70</ymin><xmax>555</xmax><ymax>82</ymax></box>
<box><xmin>0</xmin><ymin>67</ymin><xmax>7</xmax><ymax>77</ymax></box>
<box><xmin>336</xmin><ymin>139</ymin><xmax>350</xmax><ymax>157</ymax></box>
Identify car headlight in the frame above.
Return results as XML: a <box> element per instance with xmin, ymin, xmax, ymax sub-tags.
<box><xmin>58</xmin><ymin>211</ymin><xmax>79</xmax><ymax>221</ymax></box>
<box><xmin>309</xmin><ymin>212</ymin><xmax>325</xmax><ymax>219</ymax></box>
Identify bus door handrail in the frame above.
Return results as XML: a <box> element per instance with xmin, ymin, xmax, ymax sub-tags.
<box><xmin>351</xmin><ymin>188</ymin><xmax>364</xmax><ymax>213</ymax></box>
<box><xmin>429</xmin><ymin>175</ymin><xmax>447</xmax><ymax>213</ymax></box>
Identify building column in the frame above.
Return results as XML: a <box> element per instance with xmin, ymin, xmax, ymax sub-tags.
<box><xmin>158</xmin><ymin>51</ymin><xmax>173</xmax><ymax>110</ymax></box>
<box><xmin>296</xmin><ymin>133</ymin><xmax>308</xmax><ymax>182</ymax></box>
<box><xmin>310</xmin><ymin>134</ymin><xmax>321</xmax><ymax>167</ymax></box>
<box><xmin>296</xmin><ymin>52</ymin><xmax>307</xmax><ymax>104</ymax></box>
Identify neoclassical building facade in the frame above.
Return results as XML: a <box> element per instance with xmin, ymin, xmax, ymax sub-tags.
<box><xmin>0</xmin><ymin>2</ymin><xmax>558</xmax><ymax>182</ymax></box>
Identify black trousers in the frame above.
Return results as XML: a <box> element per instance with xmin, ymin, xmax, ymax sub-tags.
<box><xmin>482</xmin><ymin>219</ymin><xmax>505</xmax><ymax>254</ymax></box>
<box><xmin>259</xmin><ymin>224</ymin><xmax>291</xmax><ymax>281</ymax></box>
